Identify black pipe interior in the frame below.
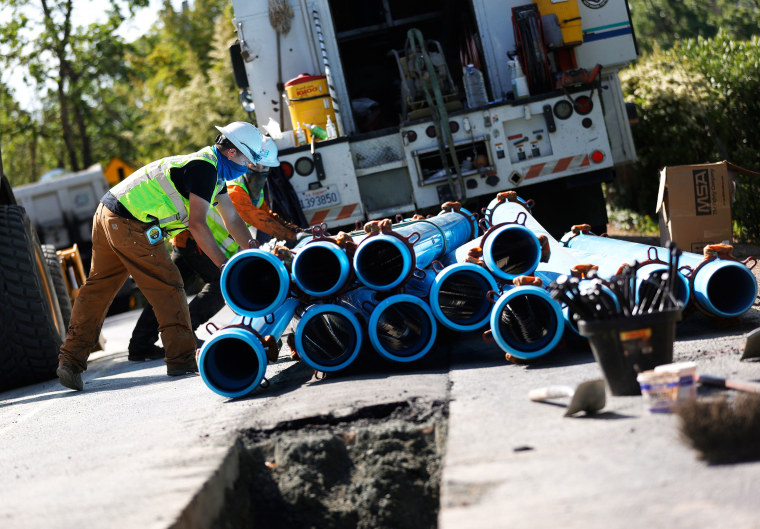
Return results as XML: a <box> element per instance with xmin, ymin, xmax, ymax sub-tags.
<box><xmin>302</xmin><ymin>312</ymin><xmax>358</xmax><ymax>366</ymax></box>
<box><xmin>227</xmin><ymin>258</ymin><xmax>282</xmax><ymax>311</ymax></box>
<box><xmin>497</xmin><ymin>295</ymin><xmax>557</xmax><ymax>351</ymax></box>
<box><xmin>294</xmin><ymin>246</ymin><xmax>342</xmax><ymax>293</ymax></box>
<box><xmin>376</xmin><ymin>302</ymin><xmax>431</xmax><ymax>357</ymax></box>
<box><xmin>706</xmin><ymin>266</ymin><xmax>757</xmax><ymax>314</ymax></box>
<box><xmin>437</xmin><ymin>272</ymin><xmax>492</xmax><ymax>325</ymax></box>
<box><xmin>355</xmin><ymin>240</ymin><xmax>405</xmax><ymax>287</ymax></box>
<box><xmin>489</xmin><ymin>230</ymin><xmax>538</xmax><ymax>275</ymax></box>
<box><xmin>203</xmin><ymin>337</ymin><xmax>261</xmax><ymax>392</ymax></box>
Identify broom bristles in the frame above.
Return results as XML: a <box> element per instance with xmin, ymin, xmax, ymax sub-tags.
<box><xmin>676</xmin><ymin>393</ymin><xmax>760</xmax><ymax>464</ymax></box>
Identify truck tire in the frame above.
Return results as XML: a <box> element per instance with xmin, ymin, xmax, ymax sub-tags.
<box><xmin>0</xmin><ymin>206</ymin><xmax>66</xmax><ymax>391</ymax></box>
<box><xmin>42</xmin><ymin>244</ymin><xmax>73</xmax><ymax>328</ymax></box>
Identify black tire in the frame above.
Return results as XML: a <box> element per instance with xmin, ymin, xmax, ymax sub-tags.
<box><xmin>42</xmin><ymin>244</ymin><xmax>73</xmax><ymax>328</ymax></box>
<box><xmin>0</xmin><ymin>206</ymin><xmax>66</xmax><ymax>391</ymax></box>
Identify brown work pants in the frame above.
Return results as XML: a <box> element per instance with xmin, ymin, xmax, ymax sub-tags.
<box><xmin>59</xmin><ymin>203</ymin><xmax>196</xmax><ymax>373</ymax></box>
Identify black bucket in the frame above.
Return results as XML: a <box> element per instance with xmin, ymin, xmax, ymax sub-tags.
<box><xmin>577</xmin><ymin>308</ymin><xmax>682</xmax><ymax>396</ymax></box>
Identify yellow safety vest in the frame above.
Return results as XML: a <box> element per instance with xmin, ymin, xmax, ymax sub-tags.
<box><xmin>110</xmin><ymin>146</ymin><xmax>223</xmax><ymax>234</ymax></box>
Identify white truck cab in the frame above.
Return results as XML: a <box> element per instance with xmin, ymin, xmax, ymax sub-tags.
<box><xmin>229</xmin><ymin>0</ymin><xmax>638</xmax><ymax>236</ymax></box>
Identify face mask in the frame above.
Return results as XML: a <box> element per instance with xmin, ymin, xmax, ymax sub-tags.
<box><xmin>213</xmin><ymin>145</ymin><xmax>248</xmax><ymax>181</ymax></box>
<box><xmin>245</xmin><ymin>168</ymin><xmax>269</xmax><ymax>196</ymax></box>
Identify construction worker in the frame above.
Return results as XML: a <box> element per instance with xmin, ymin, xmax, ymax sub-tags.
<box><xmin>56</xmin><ymin>122</ymin><xmax>262</xmax><ymax>391</ymax></box>
<box><xmin>228</xmin><ymin>136</ymin><xmax>303</xmax><ymax>245</ymax></box>
<box><xmin>126</xmin><ymin>136</ymin><xmax>303</xmax><ymax>361</ymax></box>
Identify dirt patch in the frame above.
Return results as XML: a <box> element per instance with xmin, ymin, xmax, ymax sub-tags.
<box><xmin>213</xmin><ymin>399</ymin><xmax>447</xmax><ymax>529</ymax></box>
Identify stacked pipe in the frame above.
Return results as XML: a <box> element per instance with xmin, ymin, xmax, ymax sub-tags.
<box><xmin>197</xmin><ymin>192</ymin><xmax>757</xmax><ymax>398</ymax></box>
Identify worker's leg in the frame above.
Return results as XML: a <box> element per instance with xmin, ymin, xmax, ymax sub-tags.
<box><xmin>59</xmin><ymin>204</ymin><xmax>131</xmax><ymax>373</ymax></box>
<box><xmin>181</xmin><ymin>239</ymin><xmax>225</xmax><ymax>330</ymax></box>
<box><xmin>127</xmin><ymin>302</ymin><xmax>163</xmax><ymax>359</ymax></box>
<box><xmin>105</xmin><ymin>213</ymin><xmax>196</xmax><ymax>373</ymax></box>
<box><xmin>127</xmin><ymin>247</ymin><xmax>195</xmax><ymax>358</ymax></box>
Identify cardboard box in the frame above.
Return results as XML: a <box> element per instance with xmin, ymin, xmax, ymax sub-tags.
<box><xmin>656</xmin><ymin>161</ymin><xmax>759</xmax><ymax>254</ymax></box>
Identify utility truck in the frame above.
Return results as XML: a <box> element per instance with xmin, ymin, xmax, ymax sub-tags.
<box><xmin>228</xmin><ymin>0</ymin><xmax>638</xmax><ymax>236</ymax></box>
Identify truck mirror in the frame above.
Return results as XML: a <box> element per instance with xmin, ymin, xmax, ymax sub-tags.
<box><xmin>229</xmin><ymin>40</ymin><xmax>249</xmax><ymax>89</ymax></box>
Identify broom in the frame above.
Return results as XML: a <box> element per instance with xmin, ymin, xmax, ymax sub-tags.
<box><xmin>676</xmin><ymin>393</ymin><xmax>760</xmax><ymax>464</ymax></box>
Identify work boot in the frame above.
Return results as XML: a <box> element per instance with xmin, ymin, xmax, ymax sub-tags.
<box><xmin>128</xmin><ymin>344</ymin><xmax>166</xmax><ymax>362</ymax></box>
<box><xmin>166</xmin><ymin>357</ymin><xmax>199</xmax><ymax>377</ymax></box>
<box><xmin>56</xmin><ymin>363</ymin><xmax>84</xmax><ymax>391</ymax></box>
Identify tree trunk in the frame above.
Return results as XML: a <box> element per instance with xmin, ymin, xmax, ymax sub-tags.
<box><xmin>57</xmin><ymin>77</ymin><xmax>79</xmax><ymax>172</ymax></box>
<box><xmin>71</xmin><ymin>93</ymin><xmax>92</xmax><ymax>167</ymax></box>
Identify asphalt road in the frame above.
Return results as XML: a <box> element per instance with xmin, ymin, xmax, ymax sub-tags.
<box><xmin>1</xmin><ymin>265</ymin><xmax>759</xmax><ymax>529</ymax></box>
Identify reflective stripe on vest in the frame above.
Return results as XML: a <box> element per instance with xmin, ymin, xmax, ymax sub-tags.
<box><xmin>110</xmin><ymin>146</ymin><xmax>222</xmax><ymax>233</ymax></box>
<box><xmin>206</xmin><ymin>207</ymin><xmax>239</xmax><ymax>258</ymax></box>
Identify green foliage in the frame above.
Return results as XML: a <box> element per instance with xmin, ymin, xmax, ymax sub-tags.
<box><xmin>123</xmin><ymin>0</ymin><xmax>244</xmax><ymax>164</ymax></box>
<box><xmin>0</xmin><ymin>0</ymin><xmax>244</xmax><ymax>182</ymax></box>
<box><xmin>605</xmin><ymin>202</ymin><xmax>659</xmax><ymax>236</ymax></box>
<box><xmin>617</xmin><ymin>31</ymin><xmax>760</xmax><ymax>243</ymax></box>
<box><xmin>629</xmin><ymin>0</ymin><xmax>760</xmax><ymax>54</ymax></box>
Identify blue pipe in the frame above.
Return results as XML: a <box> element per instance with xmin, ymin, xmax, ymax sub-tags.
<box><xmin>691</xmin><ymin>259</ymin><xmax>758</xmax><ymax>317</ymax></box>
<box><xmin>220</xmin><ymin>248</ymin><xmax>291</xmax><ymax>317</ymax></box>
<box><xmin>369</xmin><ymin>294</ymin><xmax>438</xmax><ymax>363</ymax></box>
<box><xmin>563</xmin><ymin>246</ymin><xmax>691</xmax><ymax>307</ymax></box>
<box><xmin>489</xmin><ymin>285</ymin><xmax>564</xmax><ymax>360</ymax></box>
<box><xmin>352</xmin><ymin>209</ymin><xmax>476</xmax><ymax>291</ymax></box>
<box><xmin>339</xmin><ymin>288</ymin><xmax>438</xmax><ymax>363</ymax></box>
<box><xmin>442</xmin><ymin>223</ymin><xmax>542</xmax><ymax>281</ymax></box>
<box><xmin>402</xmin><ymin>265</ymin><xmax>439</xmax><ymax>298</ymax></box>
<box><xmin>291</xmin><ymin>240</ymin><xmax>352</xmax><ymax>298</ymax></box>
<box><xmin>292</xmin><ymin>303</ymin><xmax>363</xmax><ymax>372</ymax></box>
<box><xmin>429</xmin><ymin>262</ymin><xmax>499</xmax><ymax>331</ymax></box>
<box><xmin>563</xmin><ymin>232</ymin><xmax>756</xmax><ymax>317</ymax></box>
<box><xmin>198</xmin><ymin>298</ymin><xmax>300</xmax><ymax>398</ymax></box>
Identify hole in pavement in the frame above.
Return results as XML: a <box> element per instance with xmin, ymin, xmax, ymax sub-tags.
<box><xmin>213</xmin><ymin>400</ymin><xmax>447</xmax><ymax>529</ymax></box>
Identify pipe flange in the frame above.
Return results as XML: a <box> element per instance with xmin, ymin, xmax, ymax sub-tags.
<box><xmin>481</xmin><ymin>191</ymin><xmax>533</xmax><ymax>224</ymax></box>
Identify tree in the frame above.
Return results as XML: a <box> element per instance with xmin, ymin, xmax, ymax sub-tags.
<box><xmin>0</xmin><ymin>0</ymin><xmax>148</xmax><ymax>178</ymax></box>
<box><xmin>124</xmin><ymin>0</ymin><xmax>247</xmax><ymax>162</ymax></box>
<box><xmin>629</xmin><ymin>0</ymin><xmax>760</xmax><ymax>54</ymax></box>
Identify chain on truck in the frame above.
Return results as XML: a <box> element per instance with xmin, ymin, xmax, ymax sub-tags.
<box><xmin>228</xmin><ymin>0</ymin><xmax>638</xmax><ymax>237</ymax></box>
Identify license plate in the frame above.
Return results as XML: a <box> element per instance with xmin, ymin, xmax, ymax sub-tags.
<box><xmin>298</xmin><ymin>187</ymin><xmax>342</xmax><ymax>211</ymax></box>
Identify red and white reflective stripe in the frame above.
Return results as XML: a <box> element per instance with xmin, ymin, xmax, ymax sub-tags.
<box><xmin>524</xmin><ymin>154</ymin><xmax>590</xmax><ymax>180</ymax></box>
<box><xmin>308</xmin><ymin>203</ymin><xmax>359</xmax><ymax>226</ymax></box>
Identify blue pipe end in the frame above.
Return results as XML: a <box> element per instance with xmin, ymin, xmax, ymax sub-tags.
<box><xmin>490</xmin><ymin>285</ymin><xmax>564</xmax><ymax>360</ymax></box>
<box><xmin>368</xmin><ymin>294</ymin><xmax>437</xmax><ymax>363</ymax></box>
<box><xmin>692</xmin><ymin>260</ymin><xmax>758</xmax><ymax>318</ymax></box>
<box><xmin>353</xmin><ymin>234</ymin><xmax>413</xmax><ymax>291</ymax></box>
<box><xmin>198</xmin><ymin>327</ymin><xmax>267</xmax><ymax>398</ymax></box>
<box><xmin>482</xmin><ymin>224</ymin><xmax>542</xmax><ymax>281</ymax></box>
<box><xmin>430</xmin><ymin>263</ymin><xmax>498</xmax><ymax>331</ymax></box>
<box><xmin>294</xmin><ymin>304</ymin><xmax>363</xmax><ymax>372</ymax></box>
<box><xmin>292</xmin><ymin>241</ymin><xmax>351</xmax><ymax>297</ymax></box>
<box><xmin>220</xmin><ymin>249</ymin><xmax>291</xmax><ymax>317</ymax></box>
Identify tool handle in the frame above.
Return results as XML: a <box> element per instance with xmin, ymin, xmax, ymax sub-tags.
<box><xmin>697</xmin><ymin>374</ymin><xmax>760</xmax><ymax>394</ymax></box>
<box><xmin>528</xmin><ymin>385</ymin><xmax>574</xmax><ymax>401</ymax></box>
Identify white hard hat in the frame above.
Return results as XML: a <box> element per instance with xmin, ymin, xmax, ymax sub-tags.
<box><xmin>214</xmin><ymin>121</ymin><xmax>263</xmax><ymax>164</ymax></box>
<box><xmin>257</xmin><ymin>137</ymin><xmax>280</xmax><ymax>167</ymax></box>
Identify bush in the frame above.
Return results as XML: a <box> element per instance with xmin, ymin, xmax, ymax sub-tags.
<box><xmin>616</xmin><ymin>33</ymin><xmax>760</xmax><ymax>243</ymax></box>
